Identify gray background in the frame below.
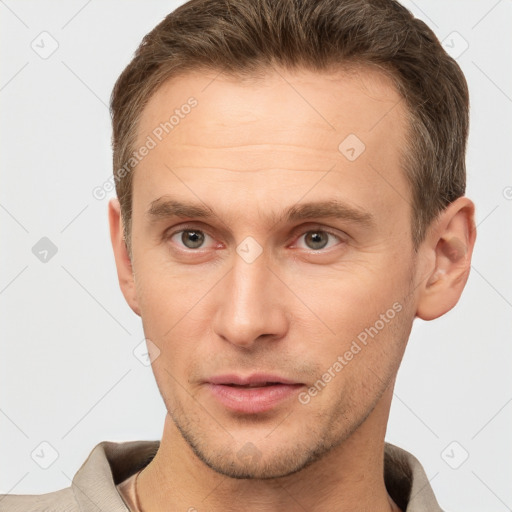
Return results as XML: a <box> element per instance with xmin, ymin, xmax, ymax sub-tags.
<box><xmin>1</xmin><ymin>1</ymin><xmax>511</xmax><ymax>511</ymax></box>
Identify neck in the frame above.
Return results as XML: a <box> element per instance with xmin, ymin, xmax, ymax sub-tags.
<box><xmin>137</xmin><ymin>386</ymin><xmax>400</xmax><ymax>512</ymax></box>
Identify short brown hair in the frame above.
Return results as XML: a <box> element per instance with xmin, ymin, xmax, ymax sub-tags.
<box><xmin>110</xmin><ymin>0</ymin><xmax>469</xmax><ymax>249</ymax></box>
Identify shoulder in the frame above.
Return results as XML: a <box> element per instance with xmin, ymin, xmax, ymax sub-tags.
<box><xmin>0</xmin><ymin>486</ymin><xmax>78</xmax><ymax>512</ymax></box>
<box><xmin>384</xmin><ymin>442</ymin><xmax>444</xmax><ymax>511</ymax></box>
<box><xmin>0</xmin><ymin>440</ymin><xmax>159</xmax><ymax>512</ymax></box>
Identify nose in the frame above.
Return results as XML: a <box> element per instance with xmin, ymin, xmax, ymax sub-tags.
<box><xmin>212</xmin><ymin>249</ymin><xmax>289</xmax><ymax>349</ymax></box>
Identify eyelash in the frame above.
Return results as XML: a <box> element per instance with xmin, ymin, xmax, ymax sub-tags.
<box><xmin>165</xmin><ymin>224</ymin><xmax>345</xmax><ymax>252</ymax></box>
<box><xmin>290</xmin><ymin>227</ymin><xmax>343</xmax><ymax>252</ymax></box>
<box><xmin>167</xmin><ymin>226</ymin><xmax>219</xmax><ymax>251</ymax></box>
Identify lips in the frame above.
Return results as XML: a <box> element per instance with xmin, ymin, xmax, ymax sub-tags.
<box><xmin>225</xmin><ymin>382</ymin><xmax>278</xmax><ymax>387</ymax></box>
<box><xmin>207</xmin><ymin>373</ymin><xmax>300</xmax><ymax>386</ymax></box>
<box><xmin>205</xmin><ymin>373</ymin><xmax>304</xmax><ymax>414</ymax></box>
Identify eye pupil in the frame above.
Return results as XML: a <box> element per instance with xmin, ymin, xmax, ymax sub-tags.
<box><xmin>305</xmin><ymin>231</ymin><xmax>328</xmax><ymax>250</ymax></box>
<box><xmin>182</xmin><ymin>230</ymin><xmax>204</xmax><ymax>249</ymax></box>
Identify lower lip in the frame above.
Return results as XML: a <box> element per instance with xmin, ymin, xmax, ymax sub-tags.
<box><xmin>205</xmin><ymin>383</ymin><xmax>304</xmax><ymax>414</ymax></box>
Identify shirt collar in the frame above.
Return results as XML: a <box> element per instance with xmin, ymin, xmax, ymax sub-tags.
<box><xmin>71</xmin><ymin>440</ymin><xmax>442</xmax><ymax>512</ymax></box>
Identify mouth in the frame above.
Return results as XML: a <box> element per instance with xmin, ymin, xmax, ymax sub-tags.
<box><xmin>204</xmin><ymin>373</ymin><xmax>305</xmax><ymax>414</ymax></box>
<box><xmin>206</xmin><ymin>373</ymin><xmax>302</xmax><ymax>387</ymax></box>
<box><xmin>223</xmin><ymin>382</ymin><xmax>282</xmax><ymax>388</ymax></box>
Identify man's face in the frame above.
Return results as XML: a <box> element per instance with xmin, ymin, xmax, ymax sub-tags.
<box><xmin>128</xmin><ymin>66</ymin><xmax>421</xmax><ymax>478</ymax></box>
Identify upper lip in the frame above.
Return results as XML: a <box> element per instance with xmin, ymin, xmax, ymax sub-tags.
<box><xmin>206</xmin><ymin>373</ymin><xmax>302</xmax><ymax>386</ymax></box>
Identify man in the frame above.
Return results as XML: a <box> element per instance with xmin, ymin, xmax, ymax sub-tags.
<box><xmin>1</xmin><ymin>0</ymin><xmax>475</xmax><ymax>510</ymax></box>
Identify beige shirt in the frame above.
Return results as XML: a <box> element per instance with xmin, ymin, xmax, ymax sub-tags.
<box><xmin>117</xmin><ymin>471</ymin><xmax>140</xmax><ymax>511</ymax></box>
<box><xmin>0</xmin><ymin>440</ymin><xmax>444</xmax><ymax>511</ymax></box>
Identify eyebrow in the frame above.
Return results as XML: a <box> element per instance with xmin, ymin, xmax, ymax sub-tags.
<box><xmin>147</xmin><ymin>196</ymin><xmax>374</xmax><ymax>228</ymax></box>
<box><xmin>285</xmin><ymin>200</ymin><xmax>373</xmax><ymax>227</ymax></box>
<box><xmin>147</xmin><ymin>198</ymin><xmax>214</xmax><ymax>219</ymax></box>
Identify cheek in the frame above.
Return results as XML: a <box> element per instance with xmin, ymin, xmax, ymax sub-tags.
<box><xmin>287</xmin><ymin>264</ymin><xmax>413</xmax><ymax>378</ymax></box>
<box><xmin>134</xmin><ymin>262</ymin><xmax>220</xmax><ymax>362</ymax></box>
<box><xmin>285</xmin><ymin>263</ymin><xmax>408</xmax><ymax>333</ymax></box>
<box><xmin>309</xmin><ymin>299</ymin><xmax>412</xmax><ymax>412</ymax></box>
<box><xmin>134</xmin><ymin>253</ymin><xmax>217</xmax><ymax>318</ymax></box>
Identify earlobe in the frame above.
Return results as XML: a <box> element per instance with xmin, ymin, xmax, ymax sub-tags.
<box><xmin>416</xmin><ymin>197</ymin><xmax>476</xmax><ymax>321</ymax></box>
<box><xmin>108</xmin><ymin>198</ymin><xmax>141</xmax><ymax>316</ymax></box>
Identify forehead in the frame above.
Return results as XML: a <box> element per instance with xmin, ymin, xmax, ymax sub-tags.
<box><xmin>132</xmin><ymin>65</ymin><xmax>411</xmax><ymax>224</ymax></box>
<box><xmin>137</xmin><ymin>64</ymin><xmax>407</xmax><ymax>159</ymax></box>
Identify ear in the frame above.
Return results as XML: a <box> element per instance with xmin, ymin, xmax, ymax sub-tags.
<box><xmin>416</xmin><ymin>197</ymin><xmax>476</xmax><ymax>321</ymax></box>
<box><xmin>108</xmin><ymin>198</ymin><xmax>141</xmax><ymax>316</ymax></box>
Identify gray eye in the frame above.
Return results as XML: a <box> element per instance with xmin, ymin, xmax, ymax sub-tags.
<box><xmin>181</xmin><ymin>230</ymin><xmax>205</xmax><ymax>249</ymax></box>
<box><xmin>304</xmin><ymin>231</ymin><xmax>329</xmax><ymax>250</ymax></box>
